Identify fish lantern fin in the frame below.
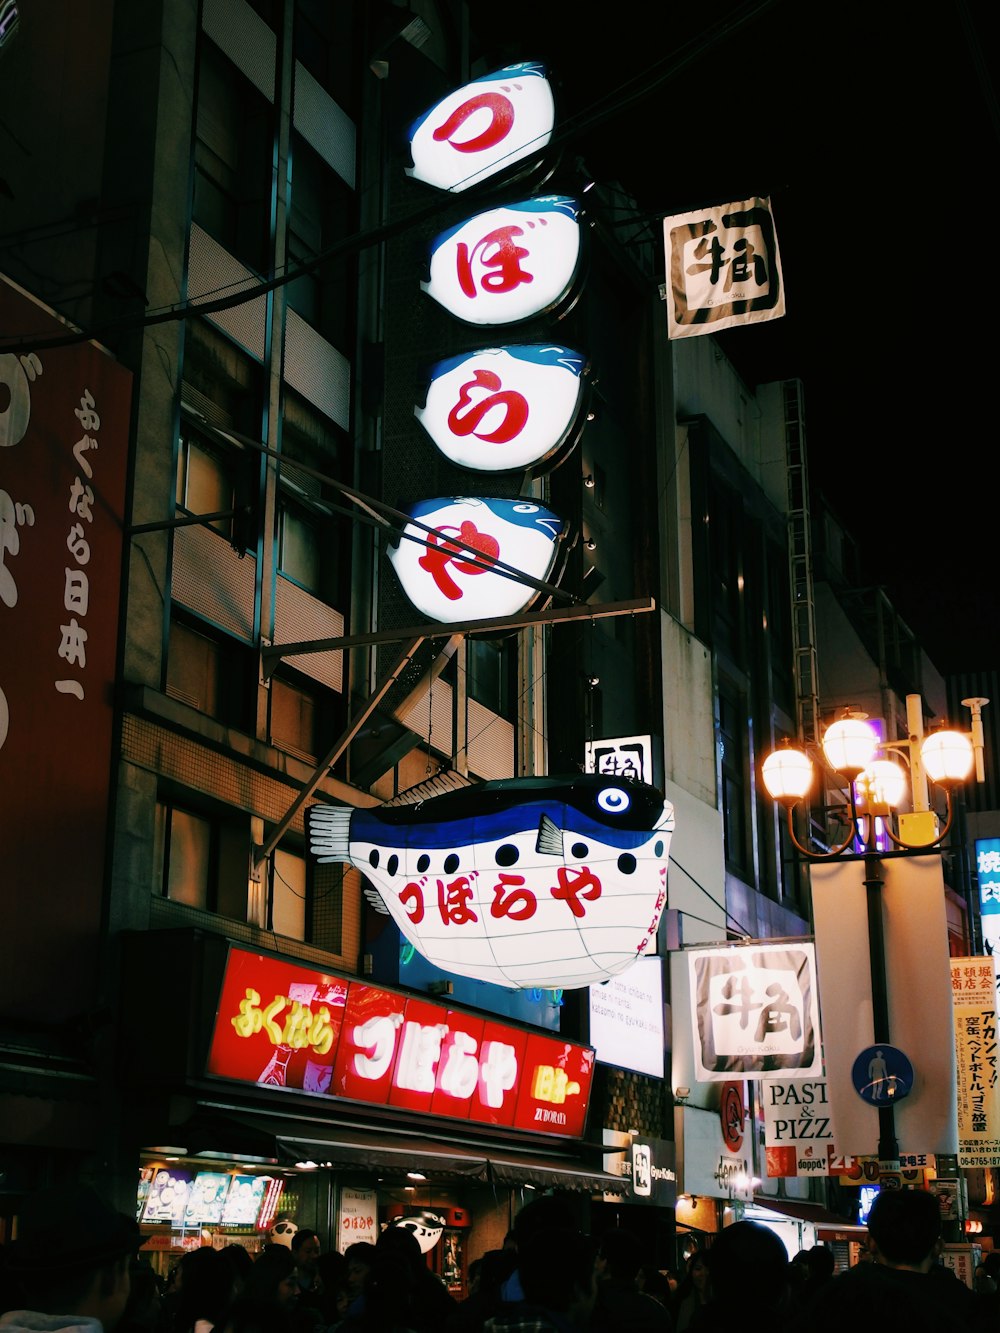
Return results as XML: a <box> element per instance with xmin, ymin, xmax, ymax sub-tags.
<box><xmin>535</xmin><ymin>812</ymin><xmax>565</xmax><ymax>856</ymax></box>
<box><xmin>363</xmin><ymin>884</ymin><xmax>390</xmax><ymax>915</ymax></box>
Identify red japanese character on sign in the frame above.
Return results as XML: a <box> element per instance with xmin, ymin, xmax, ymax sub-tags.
<box><xmin>490</xmin><ymin>872</ymin><xmax>537</xmax><ymax>921</ymax></box>
<box><xmin>432</xmin><ymin>92</ymin><xmax>514</xmax><ymax>154</ymax></box>
<box><xmin>456</xmin><ymin>225</ymin><xmax>532</xmax><ymax>299</ymax></box>
<box><xmin>400</xmin><ymin>881</ymin><xmax>426</xmax><ymax>924</ymax></box>
<box><xmin>438</xmin><ymin>875</ymin><xmax>478</xmax><ymax>925</ymax></box>
<box><xmin>550</xmin><ymin>865</ymin><xmax>602</xmax><ymax>918</ymax></box>
<box><xmin>417</xmin><ymin>522</ymin><xmax>500</xmax><ymax>601</ymax></box>
<box><xmin>448</xmin><ymin>370</ymin><xmax>529</xmax><ymax>444</ymax></box>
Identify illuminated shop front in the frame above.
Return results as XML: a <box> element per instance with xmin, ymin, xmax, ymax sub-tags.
<box><xmin>122</xmin><ymin>931</ymin><xmax>624</xmax><ymax>1284</ymax></box>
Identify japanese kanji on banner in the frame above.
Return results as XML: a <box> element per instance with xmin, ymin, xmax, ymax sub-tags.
<box><xmin>663</xmin><ymin>195</ymin><xmax>785</xmax><ymax>339</ymax></box>
<box><xmin>950</xmin><ymin>956</ymin><xmax>1000</xmax><ymax>1167</ymax></box>
<box><xmin>688</xmin><ymin>943</ymin><xmax>822</xmax><ymax>1081</ymax></box>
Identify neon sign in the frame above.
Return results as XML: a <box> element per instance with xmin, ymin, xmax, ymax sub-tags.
<box><xmin>206</xmin><ymin>947</ymin><xmax>596</xmax><ymax>1138</ymax></box>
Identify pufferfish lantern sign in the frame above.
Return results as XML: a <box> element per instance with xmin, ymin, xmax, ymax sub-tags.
<box><xmin>307</xmin><ymin>776</ymin><xmax>674</xmax><ymax>991</ymax></box>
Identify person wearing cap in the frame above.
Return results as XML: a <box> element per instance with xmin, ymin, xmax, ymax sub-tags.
<box><xmin>0</xmin><ymin>1184</ymin><xmax>140</xmax><ymax>1333</ymax></box>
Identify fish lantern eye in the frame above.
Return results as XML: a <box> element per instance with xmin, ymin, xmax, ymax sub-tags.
<box><xmin>597</xmin><ymin>786</ymin><xmax>630</xmax><ymax>814</ymax></box>
<box><xmin>512</xmin><ymin>502</ymin><xmax>539</xmax><ymax>513</ymax></box>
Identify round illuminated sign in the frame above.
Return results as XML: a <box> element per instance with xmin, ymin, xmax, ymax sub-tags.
<box><xmin>387</xmin><ymin>495</ymin><xmax>565</xmax><ymax>623</ymax></box>
<box><xmin>422</xmin><ymin>196</ymin><xmax>583</xmax><ymax>326</ymax></box>
<box><xmin>407</xmin><ymin>63</ymin><xmax>555</xmax><ymax>194</ymax></box>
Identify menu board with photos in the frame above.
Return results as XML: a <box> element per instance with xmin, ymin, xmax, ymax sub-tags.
<box><xmin>184</xmin><ymin>1172</ymin><xmax>231</xmax><ymax>1225</ymax></box>
<box><xmin>222</xmin><ymin>1174</ymin><xmax>269</xmax><ymax>1226</ymax></box>
<box><xmin>141</xmin><ymin>1168</ymin><xmax>194</xmax><ymax>1224</ymax></box>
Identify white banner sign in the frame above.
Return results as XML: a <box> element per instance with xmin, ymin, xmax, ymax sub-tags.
<box><xmin>951</xmin><ymin>956</ymin><xmax>1000</xmax><ymax>1167</ymax></box>
<box><xmin>663</xmin><ymin>195</ymin><xmax>785</xmax><ymax>339</ymax></box>
<box><xmin>761</xmin><ymin>1076</ymin><xmax>839</xmax><ymax>1177</ymax></box>
<box><xmin>337</xmin><ymin>1187</ymin><xmax>378</xmax><ymax>1253</ymax></box>
<box><xmin>688</xmin><ymin>943</ymin><xmax>822</xmax><ymax>1080</ymax></box>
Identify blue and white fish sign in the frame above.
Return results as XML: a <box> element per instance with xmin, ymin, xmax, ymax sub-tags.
<box><xmin>307</xmin><ymin>775</ymin><xmax>675</xmax><ymax>990</ymax></box>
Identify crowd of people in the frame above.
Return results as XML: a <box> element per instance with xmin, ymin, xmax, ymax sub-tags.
<box><xmin>0</xmin><ymin>1184</ymin><xmax>996</xmax><ymax>1333</ymax></box>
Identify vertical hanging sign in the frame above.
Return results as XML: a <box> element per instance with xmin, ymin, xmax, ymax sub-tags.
<box><xmin>950</xmin><ymin>956</ymin><xmax>1000</xmax><ymax>1167</ymax></box>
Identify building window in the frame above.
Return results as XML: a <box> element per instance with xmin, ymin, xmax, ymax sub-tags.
<box><xmin>166</xmin><ymin>615</ymin><xmax>250</xmax><ymax>727</ymax></box>
<box><xmin>266</xmin><ymin>845</ymin><xmax>344</xmax><ymax>951</ymax></box>
<box><xmin>269</xmin><ymin>674</ymin><xmax>319</xmax><ymax>761</ymax></box>
<box><xmin>277</xmin><ymin>390</ymin><xmax>348</xmax><ymax>604</ymax></box>
<box><xmin>271</xmin><ymin>847</ymin><xmax>307</xmax><ymax>940</ymax></box>
<box><xmin>193</xmin><ymin>39</ymin><xmax>272</xmax><ymax>273</ymax></box>
<box><xmin>719</xmin><ymin>680</ymin><xmax>752</xmax><ymax>878</ymax></box>
<box><xmin>153</xmin><ymin>799</ymin><xmax>249</xmax><ymax>920</ymax></box>
<box><xmin>294</xmin><ymin>0</ymin><xmax>360</xmax><ymax>115</ymax></box>
<box><xmin>176</xmin><ymin>421</ymin><xmax>257</xmax><ymax>558</ymax></box>
<box><xmin>287</xmin><ymin>132</ymin><xmax>355</xmax><ymax>352</ymax></box>
<box><xmin>467</xmin><ymin>637</ymin><xmax>516</xmax><ymax>718</ymax></box>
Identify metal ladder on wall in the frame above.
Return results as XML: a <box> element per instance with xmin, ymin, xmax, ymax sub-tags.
<box><xmin>782</xmin><ymin>379</ymin><xmax>820</xmax><ymax>749</ymax></box>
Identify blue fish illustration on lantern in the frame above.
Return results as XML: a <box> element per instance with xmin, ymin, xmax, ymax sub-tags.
<box><xmin>306</xmin><ymin>775</ymin><xmax>675</xmax><ymax>990</ymax></box>
<box><xmin>423</xmin><ymin>196</ymin><xmax>583</xmax><ymax>327</ymax></box>
<box><xmin>387</xmin><ymin>495</ymin><xmax>565</xmax><ymax>624</ymax></box>
<box><xmin>407</xmin><ymin>62</ymin><xmax>555</xmax><ymax>194</ymax></box>
<box><xmin>415</xmin><ymin>345</ymin><xmax>588</xmax><ymax>474</ymax></box>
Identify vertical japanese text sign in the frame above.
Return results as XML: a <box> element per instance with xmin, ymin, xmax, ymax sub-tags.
<box><xmin>0</xmin><ymin>279</ymin><xmax>131</xmax><ymax>1018</ymax></box>
<box><xmin>950</xmin><ymin>956</ymin><xmax>1000</xmax><ymax>1167</ymax></box>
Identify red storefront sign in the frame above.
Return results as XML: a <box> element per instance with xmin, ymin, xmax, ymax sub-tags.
<box><xmin>206</xmin><ymin>946</ymin><xmax>595</xmax><ymax>1139</ymax></box>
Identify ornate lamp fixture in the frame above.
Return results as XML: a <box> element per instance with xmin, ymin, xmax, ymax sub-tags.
<box><xmin>761</xmin><ymin>696</ymin><xmax>988</xmax><ymax>859</ymax></box>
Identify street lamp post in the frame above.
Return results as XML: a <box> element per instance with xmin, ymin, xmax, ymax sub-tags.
<box><xmin>761</xmin><ymin>694</ymin><xmax>988</xmax><ymax>1172</ymax></box>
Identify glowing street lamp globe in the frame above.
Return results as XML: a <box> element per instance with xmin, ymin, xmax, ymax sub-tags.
<box><xmin>822</xmin><ymin>716</ymin><xmax>878</xmax><ymax>777</ymax></box>
<box><xmin>854</xmin><ymin>760</ymin><xmax>908</xmax><ymax>815</ymax></box>
<box><xmin>922</xmin><ymin>729</ymin><xmax>974</xmax><ymax>785</ymax></box>
<box><xmin>761</xmin><ymin>746</ymin><xmax>813</xmax><ymax>804</ymax></box>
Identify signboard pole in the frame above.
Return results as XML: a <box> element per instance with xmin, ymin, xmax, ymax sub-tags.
<box><xmin>863</xmin><ymin>854</ymin><xmax>900</xmax><ymax>1173</ymax></box>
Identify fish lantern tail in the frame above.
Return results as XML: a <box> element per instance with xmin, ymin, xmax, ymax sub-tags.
<box><xmin>307</xmin><ymin>804</ymin><xmax>353</xmax><ymax>864</ymax></box>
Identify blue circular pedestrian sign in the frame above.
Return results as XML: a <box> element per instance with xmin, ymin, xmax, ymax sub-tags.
<box><xmin>851</xmin><ymin>1044</ymin><xmax>914</xmax><ymax>1105</ymax></box>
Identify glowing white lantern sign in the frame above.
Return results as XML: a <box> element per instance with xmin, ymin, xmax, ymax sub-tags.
<box><xmin>387</xmin><ymin>495</ymin><xmax>564</xmax><ymax>623</ymax></box>
<box><xmin>415</xmin><ymin>344</ymin><xmax>587</xmax><ymax>473</ymax></box>
<box><xmin>307</xmin><ymin>775</ymin><xmax>675</xmax><ymax>990</ymax></box>
<box><xmin>407</xmin><ymin>62</ymin><xmax>555</xmax><ymax>194</ymax></box>
<box><xmin>423</xmin><ymin>196</ymin><xmax>583</xmax><ymax>326</ymax></box>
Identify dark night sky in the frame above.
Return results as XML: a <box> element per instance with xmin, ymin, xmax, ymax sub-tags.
<box><xmin>465</xmin><ymin>0</ymin><xmax>1000</xmax><ymax>674</ymax></box>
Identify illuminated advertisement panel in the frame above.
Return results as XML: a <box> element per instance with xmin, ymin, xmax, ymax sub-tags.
<box><xmin>414</xmin><ymin>345</ymin><xmax>587</xmax><ymax>474</ymax></box>
<box><xmin>978</xmin><ymin>837</ymin><xmax>1000</xmax><ymax>960</ymax></box>
<box><xmin>423</xmin><ymin>197</ymin><xmax>583</xmax><ymax>326</ymax></box>
<box><xmin>407</xmin><ymin>63</ymin><xmax>555</xmax><ymax>194</ymax></box>
<box><xmin>206</xmin><ymin>946</ymin><xmax>597</xmax><ymax>1140</ymax></box>
<box><xmin>206</xmin><ymin>950</ymin><xmax>348</xmax><ymax>1093</ymax></box>
<box><xmin>387</xmin><ymin>495</ymin><xmax>565</xmax><ymax>624</ymax></box>
<box><xmin>513</xmin><ymin>1032</ymin><xmax>594</xmax><ymax>1137</ymax></box>
<box><xmin>307</xmin><ymin>775</ymin><xmax>675</xmax><ymax>990</ymax></box>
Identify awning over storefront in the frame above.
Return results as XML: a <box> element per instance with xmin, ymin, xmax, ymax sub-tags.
<box><xmin>750</xmin><ymin>1195</ymin><xmax>864</xmax><ymax>1233</ymax></box>
<box><xmin>142</xmin><ymin>1104</ymin><xmax>626</xmax><ymax>1196</ymax></box>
